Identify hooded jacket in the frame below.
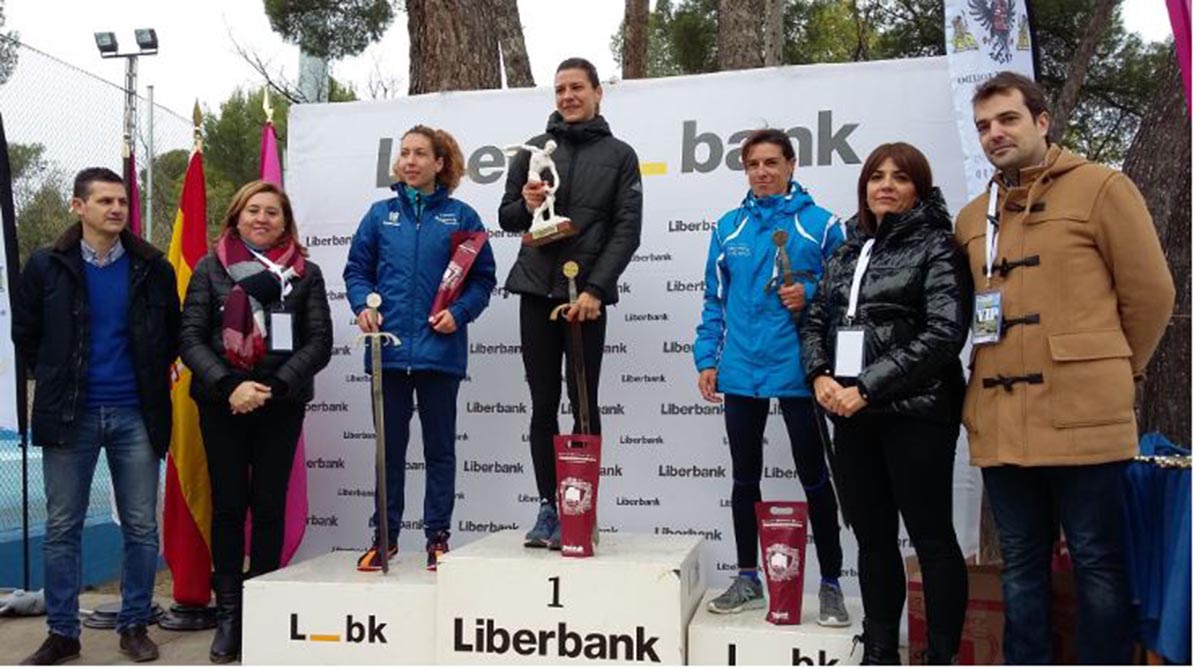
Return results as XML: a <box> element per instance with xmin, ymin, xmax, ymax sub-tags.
<box><xmin>694</xmin><ymin>182</ymin><xmax>843</xmax><ymax>398</ymax></box>
<box><xmin>498</xmin><ymin>113</ymin><xmax>642</xmax><ymax>304</ymax></box>
<box><xmin>954</xmin><ymin>145</ymin><xmax>1173</xmax><ymax>466</ymax></box>
<box><xmin>344</xmin><ymin>184</ymin><xmax>497</xmax><ymax>378</ymax></box>
<box><xmin>12</xmin><ymin>225</ymin><xmax>179</xmax><ymax>456</ymax></box>
<box><xmin>801</xmin><ymin>189</ymin><xmax>974</xmax><ymax>425</ymax></box>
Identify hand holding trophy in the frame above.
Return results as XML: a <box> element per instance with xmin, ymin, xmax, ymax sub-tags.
<box><xmin>504</xmin><ymin>140</ymin><xmax>576</xmax><ymax>247</ymax></box>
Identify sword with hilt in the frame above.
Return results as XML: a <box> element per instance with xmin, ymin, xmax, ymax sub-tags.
<box><xmin>550</xmin><ymin>262</ymin><xmax>592</xmax><ymax>436</ymax></box>
<box><xmin>355</xmin><ymin>293</ymin><xmax>401</xmax><ymax>573</ymax></box>
<box><xmin>767</xmin><ymin>230</ymin><xmax>850</xmax><ymax>529</ymax></box>
<box><xmin>550</xmin><ymin>262</ymin><xmax>601</xmax><ymax>545</ymax></box>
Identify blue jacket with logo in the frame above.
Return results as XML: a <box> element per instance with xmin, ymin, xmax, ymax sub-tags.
<box><xmin>344</xmin><ymin>184</ymin><xmax>497</xmax><ymax>378</ymax></box>
<box><xmin>693</xmin><ymin>182</ymin><xmax>843</xmax><ymax>398</ymax></box>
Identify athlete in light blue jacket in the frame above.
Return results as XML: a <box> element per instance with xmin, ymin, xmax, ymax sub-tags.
<box><xmin>693</xmin><ymin>129</ymin><xmax>848</xmax><ymax>624</ymax></box>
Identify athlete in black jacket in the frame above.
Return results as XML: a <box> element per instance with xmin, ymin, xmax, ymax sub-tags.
<box><xmin>498</xmin><ymin>57</ymin><xmax>642</xmax><ymax>549</ymax></box>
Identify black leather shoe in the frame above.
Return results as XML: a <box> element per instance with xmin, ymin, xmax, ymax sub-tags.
<box><xmin>20</xmin><ymin>633</ymin><xmax>81</xmax><ymax>665</ymax></box>
<box><xmin>119</xmin><ymin>625</ymin><xmax>160</xmax><ymax>663</ymax></box>
<box><xmin>859</xmin><ymin>618</ymin><xmax>902</xmax><ymax>665</ymax></box>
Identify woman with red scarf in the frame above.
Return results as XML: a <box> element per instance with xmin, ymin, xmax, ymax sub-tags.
<box><xmin>180</xmin><ymin>180</ymin><xmax>333</xmax><ymax>663</ymax></box>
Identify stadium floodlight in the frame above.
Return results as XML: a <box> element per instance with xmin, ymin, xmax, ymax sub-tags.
<box><xmin>94</xmin><ymin>32</ymin><xmax>119</xmax><ymax>56</ymax></box>
<box><xmin>134</xmin><ymin>29</ymin><xmax>158</xmax><ymax>53</ymax></box>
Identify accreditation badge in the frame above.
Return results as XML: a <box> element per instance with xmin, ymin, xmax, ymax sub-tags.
<box><xmin>834</xmin><ymin>326</ymin><xmax>866</xmax><ymax>378</ymax></box>
<box><xmin>268</xmin><ymin>306</ymin><xmax>295</xmax><ymax>352</ymax></box>
<box><xmin>972</xmin><ymin>291</ymin><xmax>1002</xmax><ymax>345</ymax></box>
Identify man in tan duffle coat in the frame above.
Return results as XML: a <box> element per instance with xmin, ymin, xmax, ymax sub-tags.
<box><xmin>954</xmin><ymin>71</ymin><xmax>1174</xmax><ymax>665</ymax></box>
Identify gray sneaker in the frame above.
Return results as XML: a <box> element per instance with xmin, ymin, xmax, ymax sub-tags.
<box><xmin>818</xmin><ymin>582</ymin><xmax>851</xmax><ymax>627</ymax></box>
<box><xmin>706</xmin><ymin>575</ymin><xmax>765</xmax><ymax>614</ymax></box>
<box><xmin>524</xmin><ymin>502</ymin><xmax>558</xmax><ymax>548</ymax></box>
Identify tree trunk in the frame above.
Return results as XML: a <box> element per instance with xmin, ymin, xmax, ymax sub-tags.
<box><xmin>1047</xmin><ymin>0</ymin><xmax>1118</xmax><ymax>143</ymax></box>
<box><xmin>407</xmin><ymin>0</ymin><xmax>501</xmax><ymax>95</ymax></box>
<box><xmin>1124</xmin><ymin>52</ymin><xmax>1191</xmax><ymax>446</ymax></box>
<box><xmin>494</xmin><ymin>0</ymin><xmax>534</xmax><ymax>87</ymax></box>
<box><xmin>717</xmin><ymin>0</ymin><xmax>764</xmax><ymax>70</ymax></box>
<box><xmin>762</xmin><ymin>0</ymin><xmax>784</xmax><ymax>66</ymax></box>
<box><xmin>623</xmin><ymin>0</ymin><xmax>649</xmax><ymax>79</ymax></box>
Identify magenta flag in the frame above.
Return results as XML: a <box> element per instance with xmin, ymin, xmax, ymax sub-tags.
<box><xmin>245</xmin><ymin>117</ymin><xmax>308</xmax><ymax>568</ymax></box>
<box><xmin>260</xmin><ymin>121</ymin><xmax>283</xmax><ymax>187</ymax></box>
<box><xmin>1166</xmin><ymin>0</ymin><xmax>1191</xmax><ymax>112</ymax></box>
<box><xmin>124</xmin><ymin>146</ymin><xmax>142</xmax><ymax>237</ymax></box>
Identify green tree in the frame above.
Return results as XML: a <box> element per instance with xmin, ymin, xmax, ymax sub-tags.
<box><xmin>0</xmin><ymin>0</ymin><xmax>19</xmax><ymax>85</ymax></box>
<box><xmin>6</xmin><ymin>141</ymin><xmax>49</xmax><ymax>212</ymax></box>
<box><xmin>140</xmin><ymin>148</ymin><xmax>189</xmax><ymax>251</ymax></box>
<box><xmin>263</xmin><ymin>0</ymin><xmax>395</xmax><ymax>60</ymax></box>
<box><xmin>611</xmin><ymin>0</ymin><xmax>1167</xmax><ymax>164</ymax></box>
<box><xmin>16</xmin><ymin>175</ymin><xmax>73</xmax><ymax>267</ymax></box>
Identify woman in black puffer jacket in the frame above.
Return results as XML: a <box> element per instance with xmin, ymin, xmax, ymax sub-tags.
<box><xmin>180</xmin><ymin>180</ymin><xmax>332</xmax><ymax>663</ymax></box>
<box><xmin>800</xmin><ymin>143</ymin><xmax>972</xmax><ymax>665</ymax></box>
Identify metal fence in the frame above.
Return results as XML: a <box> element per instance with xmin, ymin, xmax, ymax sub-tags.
<box><xmin>0</xmin><ymin>38</ymin><xmax>195</xmax><ymax>586</ymax></box>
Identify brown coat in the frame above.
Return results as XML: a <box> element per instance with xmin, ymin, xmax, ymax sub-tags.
<box><xmin>954</xmin><ymin>145</ymin><xmax>1174</xmax><ymax>467</ymax></box>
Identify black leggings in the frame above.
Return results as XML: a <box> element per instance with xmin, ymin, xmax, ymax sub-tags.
<box><xmin>200</xmin><ymin>400</ymin><xmax>304</xmax><ymax>578</ymax></box>
<box><xmin>724</xmin><ymin>394</ymin><xmax>843</xmax><ymax>579</ymax></box>
<box><xmin>834</xmin><ymin>412</ymin><xmax>966</xmax><ymax>645</ymax></box>
<box><xmin>519</xmin><ymin>294</ymin><xmax>606</xmax><ymax>503</ymax></box>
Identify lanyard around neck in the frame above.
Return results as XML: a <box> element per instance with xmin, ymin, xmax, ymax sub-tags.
<box><xmin>846</xmin><ymin>238</ymin><xmax>875</xmax><ymax>322</ymax></box>
<box><xmin>985</xmin><ymin>183</ymin><xmax>1000</xmax><ymax>282</ymax></box>
<box><xmin>246</xmin><ymin>246</ymin><xmax>295</xmax><ymax>300</ymax></box>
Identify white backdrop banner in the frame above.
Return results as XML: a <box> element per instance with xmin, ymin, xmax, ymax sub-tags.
<box><xmin>944</xmin><ymin>0</ymin><xmax>1037</xmax><ymax>194</ymax></box>
<box><xmin>286</xmin><ymin>56</ymin><xmax>983</xmax><ymax>594</ymax></box>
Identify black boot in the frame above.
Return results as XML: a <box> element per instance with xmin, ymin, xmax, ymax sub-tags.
<box><xmin>924</xmin><ymin>632</ymin><xmax>960</xmax><ymax>665</ymax></box>
<box><xmin>859</xmin><ymin>618</ymin><xmax>901</xmax><ymax>665</ymax></box>
<box><xmin>209</xmin><ymin>574</ymin><xmax>243</xmax><ymax>664</ymax></box>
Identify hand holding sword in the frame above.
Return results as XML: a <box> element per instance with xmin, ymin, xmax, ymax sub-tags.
<box><xmin>355</xmin><ymin>293</ymin><xmax>401</xmax><ymax>573</ymax></box>
<box><xmin>765</xmin><ymin>230</ymin><xmax>806</xmax><ymax>319</ymax></box>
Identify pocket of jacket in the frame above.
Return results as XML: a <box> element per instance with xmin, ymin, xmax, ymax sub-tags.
<box><xmin>1047</xmin><ymin>330</ymin><xmax>1134</xmax><ymax>428</ymax></box>
<box><xmin>962</xmin><ymin>346</ymin><xmax>980</xmax><ymax>433</ymax></box>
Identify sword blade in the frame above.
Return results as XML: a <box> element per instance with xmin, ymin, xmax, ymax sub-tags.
<box><xmin>370</xmin><ymin>336</ymin><xmax>389</xmax><ymax>573</ymax></box>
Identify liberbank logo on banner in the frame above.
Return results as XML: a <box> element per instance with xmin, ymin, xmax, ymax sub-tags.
<box><xmin>372</xmin><ymin>112</ymin><xmax>862</xmax><ymax>187</ymax></box>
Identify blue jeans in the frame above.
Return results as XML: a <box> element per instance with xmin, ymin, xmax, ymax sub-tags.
<box><xmin>983</xmin><ymin>462</ymin><xmax>1134</xmax><ymax>664</ymax></box>
<box><xmin>371</xmin><ymin>371</ymin><xmax>460</xmax><ymax>543</ymax></box>
<box><xmin>42</xmin><ymin>406</ymin><xmax>160</xmax><ymax>638</ymax></box>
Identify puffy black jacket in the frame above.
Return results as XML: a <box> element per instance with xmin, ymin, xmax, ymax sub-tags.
<box><xmin>180</xmin><ymin>252</ymin><xmax>333</xmax><ymax>405</ymax></box>
<box><xmin>498</xmin><ymin>113</ymin><xmax>642</xmax><ymax>304</ymax></box>
<box><xmin>800</xmin><ymin>190</ymin><xmax>973</xmax><ymax>425</ymax></box>
<box><xmin>12</xmin><ymin>225</ymin><xmax>180</xmax><ymax>456</ymax></box>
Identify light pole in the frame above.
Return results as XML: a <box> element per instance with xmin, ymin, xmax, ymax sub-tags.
<box><xmin>94</xmin><ymin>29</ymin><xmax>158</xmax><ymax>240</ymax></box>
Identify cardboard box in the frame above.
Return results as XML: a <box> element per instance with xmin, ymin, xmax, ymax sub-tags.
<box><xmin>907</xmin><ymin>556</ymin><xmax>1004</xmax><ymax>665</ymax></box>
<box><xmin>906</xmin><ymin>556</ymin><xmax>1078</xmax><ymax>665</ymax></box>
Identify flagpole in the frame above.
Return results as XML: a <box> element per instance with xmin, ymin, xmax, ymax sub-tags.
<box><xmin>147</xmin><ymin>85</ymin><xmax>155</xmax><ymax>244</ymax></box>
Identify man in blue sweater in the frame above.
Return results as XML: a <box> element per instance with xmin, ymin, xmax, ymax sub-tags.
<box><xmin>14</xmin><ymin>168</ymin><xmax>179</xmax><ymax>665</ymax></box>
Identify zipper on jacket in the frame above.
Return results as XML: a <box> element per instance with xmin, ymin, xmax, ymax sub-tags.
<box><xmin>547</xmin><ymin>140</ymin><xmax>579</xmax><ymax>298</ymax></box>
<box><xmin>408</xmin><ymin>202</ymin><xmax>422</xmax><ymax>374</ymax></box>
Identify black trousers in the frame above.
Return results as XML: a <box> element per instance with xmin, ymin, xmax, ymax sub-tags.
<box><xmin>200</xmin><ymin>400</ymin><xmax>304</xmax><ymax>577</ymax></box>
<box><xmin>724</xmin><ymin>394</ymin><xmax>843</xmax><ymax>579</ymax></box>
<box><xmin>519</xmin><ymin>294</ymin><xmax>605</xmax><ymax>503</ymax></box>
<box><xmin>834</xmin><ymin>412</ymin><xmax>967</xmax><ymax>647</ymax></box>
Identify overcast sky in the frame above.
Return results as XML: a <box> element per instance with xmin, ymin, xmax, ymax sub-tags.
<box><xmin>3</xmin><ymin>1</ymin><xmax>1177</xmax><ymax>118</ymax></box>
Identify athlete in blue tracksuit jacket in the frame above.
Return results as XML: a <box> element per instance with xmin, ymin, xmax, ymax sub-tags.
<box><xmin>344</xmin><ymin>125</ymin><xmax>496</xmax><ymax>571</ymax></box>
<box><xmin>693</xmin><ymin>129</ymin><xmax>849</xmax><ymax>622</ymax></box>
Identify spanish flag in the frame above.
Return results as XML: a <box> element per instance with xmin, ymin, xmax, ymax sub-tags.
<box><xmin>162</xmin><ymin>148</ymin><xmax>212</xmax><ymax>607</ymax></box>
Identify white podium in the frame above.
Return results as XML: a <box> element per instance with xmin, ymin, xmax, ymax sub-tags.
<box><xmin>435</xmin><ymin>530</ymin><xmax>704</xmax><ymax>664</ymax></box>
<box><xmin>688</xmin><ymin>588</ymin><xmax>867</xmax><ymax>665</ymax></box>
<box><xmin>242</xmin><ymin>550</ymin><xmax>437</xmax><ymax>665</ymax></box>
